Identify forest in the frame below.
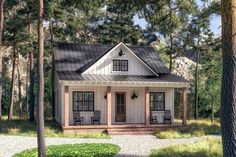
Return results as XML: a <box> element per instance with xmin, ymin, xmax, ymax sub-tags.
<box><xmin>5</xmin><ymin>0</ymin><xmax>236</xmax><ymax>157</ymax></box>
<box><xmin>0</xmin><ymin>0</ymin><xmax>221</xmax><ymax>121</ymax></box>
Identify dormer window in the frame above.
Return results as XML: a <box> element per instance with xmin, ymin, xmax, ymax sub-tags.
<box><xmin>113</xmin><ymin>59</ymin><xmax>128</xmax><ymax>71</ymax></box>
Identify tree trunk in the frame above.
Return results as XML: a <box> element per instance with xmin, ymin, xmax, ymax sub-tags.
<box><xmin>169</xmin><ymin>34</ymin><xmax>173</xmax><ymax>72</ymax></box>
<box><xmin>49</xmin><ymin>21</ymin><xmax>55</xmax><ymax>118</ymax></box>
<box><xmin>25</xmin><ymin>55</ymin><xmax>29</xmax><ymax>119</ymax></box>
<box><xmin>8</xmin><ymin>42</ymin><xmax>17</xmax><ymax>120</ymax></box>
<box><xmin>194</xmin><ymin>49</ymin><xmax>200</xmax><ymax>119</ymax></box>
<box><xmin>17</xmin><ymin>56</ymin><xmax>23</xmax><ymax>119</ymax></box>
<box><xmin>0</xmin><ymin>0</ymin><xmax>4</xmax><ymax>120</ymax></box>
<box><xmin>29</xmin><ymin>51</ymin><xmax>35</xmax><ymax>121</ymax></box>
<box><xmin>37</xmin><ymin>0</ymin><xmax>46</xmax><ymax>156</ymax></box>
<box><xmin>27</xmin><ymin>20</ymin><xmax>35</xmax><ymax>121</ymax></box>
<box><xmin>221</xmin><ymin>0</ymin><xmax>236</xmax><ymax>156</ymax></box>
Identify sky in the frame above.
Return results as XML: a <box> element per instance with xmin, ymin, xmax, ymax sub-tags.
<box><xmin>133</xmin><ymin>15</ymin><xmax>221</xmax><ymax>36</ymax></box>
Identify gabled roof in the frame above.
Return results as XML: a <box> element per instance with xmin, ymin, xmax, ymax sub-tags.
<box><xmin>54</xmin><ymin>42</ymin><xmax>170</xmax><ymax>74</ymax></box>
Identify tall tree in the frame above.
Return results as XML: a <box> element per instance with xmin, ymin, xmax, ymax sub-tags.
<box><xmin>221</xmin><ymin>0</ymin><xmax>236</xmax><ymax>156</ymax></box>
<box><xmin>96</xmin><ymin>0</ymin><xmax>143</xmax><ymax>44</ymax></box>
<box><xmin>8</xmin><ymin>41</ymin><xmax>17</xmax><ymax>120</ymax></box>
<box><xmin>0</xmin><ymin>0</ymin><xmax>4</xmax><ymax>120</ymax></box>
<box><xmin>138</xmin><ymin>0</ymin><xmax>197</xmax><ymax>70</ymax></box>
<box><xmin>37</xmin><ymin>0</ymin><xmax>46</xmax><ymax>156</ymax></box>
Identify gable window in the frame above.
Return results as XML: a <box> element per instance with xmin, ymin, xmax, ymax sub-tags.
<box><xmin>150</xmin><ymin>92</ymin><xmax>165</xmax><ymax>111</ymax></box>
<box><xmin>73</xmin><ymin>91</ymin><xmax>94</xmax><ymax>111</ymax></box>
<box><xmin>113</xmin><ymin>59</ymin><xmax>128</xmax><ymax>71</ymax></box>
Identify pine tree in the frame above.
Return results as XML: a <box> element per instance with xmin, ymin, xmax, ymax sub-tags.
<box><xmin>0</xmin><ymin>0</ymin><xmax>4</xmax><ymax>120</ymax></box>
<box><xmin>139</xmin><ymin>0</ymin><xmax>197</xmax><ymax>71</ymax></box>
<box><xmin>37</xmin><ymin>0</ymin><xmax>46</xmax><ymax>156</ymax></box>
<box><xmin>221</xmin><ymin>0</ymin><xmax>236</xmax><ymax>156</ymax></box>
<box><xmin>96</xmin><ymin>0</ymin><xmax>143</xmax><ymax>45</ymax></box>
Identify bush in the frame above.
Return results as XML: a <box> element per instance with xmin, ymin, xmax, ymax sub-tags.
<box><xmin>14</xmin><ymin>143</ymin><xmax>120</xmax><ymax>157</ymax></box>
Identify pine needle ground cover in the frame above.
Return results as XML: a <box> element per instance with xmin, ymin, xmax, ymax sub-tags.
<box><xmin>13</xmin><ymin>143</ymin><xmax>120</xmax><ymax>157</ymax></box>
<box><xmin>0</xmin><ymin>119</ymin><xmax>109</xmax><ymax>138</ymax></box>
<box><xmin>155</xmin><ymin>119</ymin><xmax>220</xmax><ymax>139</ymax></box>
<box><xmin>150</xmin><ymin>138</ymin><xmax>222</xmax><ymax>157</ymax></box>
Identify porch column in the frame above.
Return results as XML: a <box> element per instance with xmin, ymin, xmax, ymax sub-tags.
<box><xmin>145</xmin><ymin>87</ymin><xmax>150</xmax><ymax>127</ymax></box>
<box><xmin>182</xmin><ymin>87</ymin><xmax>188</xmax><ymax>125</ymax></box>
<box><xmin>64</xmin><ymin>86</ymin><xmax>69</xmax><ymax>127</ymax></box>
<box><xmin>107</xmin><ymin>86</ymin><xmax>112</xmax><ymax>126</ymax></box>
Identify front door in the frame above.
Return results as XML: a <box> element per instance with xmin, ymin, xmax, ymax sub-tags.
<box><xmin>115</xmin><ymin>92</ymin><xmax>126</xmax><ymax>122</ymax></box>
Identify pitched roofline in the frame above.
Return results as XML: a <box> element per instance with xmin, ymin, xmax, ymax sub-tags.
<box><xmin>81</xmin><ymin>42</ymin><xmax>122</xmax><ymax>74</ymax></box>
<box><xmin>82</xmin><ymin>42</ymin><xmax>159</xmax><ymax>77</ymax></box>
<box><xmin>121</xmin><ymin>43</ymin><xmax>159</xmax><ymax>77</ymax></box>
<box><xmin>75</xmin><ymin>44</ymin><xmax>116</xmax><ymax>73</ymax></box>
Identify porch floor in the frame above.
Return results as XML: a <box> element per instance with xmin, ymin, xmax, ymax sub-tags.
<box><xmin>62</xmin><ymin>122</ymin><xmax>187</xmax><ymax>134</ymax></box>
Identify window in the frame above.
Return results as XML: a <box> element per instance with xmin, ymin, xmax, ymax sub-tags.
<box><xmin>113</xmin><ymin>60</ymin><xmax>120</xmax><ymax>71</ymax></box>
<box><xmin>113</xmin><ymin>59</ymin><xmax>128</xmax><ymax>71</ymax></box>
<box><xmin>73</xmin><ymin>91</ymin><xmax>94</xmax><ymax>111</ymax></box>
<box><xmin>150</xmin><ymin>92</ymin><xmax>165</xmax><ymax>111</ymax></box>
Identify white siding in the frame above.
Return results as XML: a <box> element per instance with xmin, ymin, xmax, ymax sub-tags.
<box><xmin>69</xmin><ymin>86</ymin><xmax>107</xmax><ymax>125</ymax></box>
<box><xmin>54</xmin><ymin>74</ymin><xmax>63</xmax><ymax>125</ymax></box>
<box><xmin>150</xmin><ymin>87</ymin><xmax>175</xmax><ymax>123</ymax></box>
<box><xmin>56</xmin><ymin>83</ymin><xmax>175</xmax><ymax>125</ymax></box>
<box><xmin>83</xmin><ymin>44</ymin><xmax>154</xmax><ymax>75</ymax></box>
<box><xmin>111</xmin><ymin>87</ymin><xmax>146</xmax><ymax>124</ymax></box>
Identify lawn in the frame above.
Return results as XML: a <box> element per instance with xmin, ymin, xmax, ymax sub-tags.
<box><xmin>0</xmin><ymin>119</ymin><xmax>109</xmax><ymax>138</ymax></box>
<box><xmin>13</xmin><ymin>143</ymin><xmax>120</xmax><ymax>157</ymax></box>
<box><xmin>155</xmin><ymin>119</ymin><xmax>220</xmax><ymax>139</ymax></box>
<box><xmin>150</xmin><ymin>138</ymin><xmax>222</xmax><ymax>157</ymax></box>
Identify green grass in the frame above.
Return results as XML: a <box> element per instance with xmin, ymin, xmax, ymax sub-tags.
<box><xmin>155</xmin><ymin>119</ymin><xmax>220</xmax><ymax>139</ymax></box>
<box><xmin>13</xmin><ymin>143</ymin><xmax>120</xmax><ymax>157</ymax></box>
<box><xmin>0</xmin><ymin>119</ymin><xmax>109</xmax><ymax>138</ymax></box>
<box><xmin>150</xmin><ymin>138</ymin><xmax>222</xmax><ymax>157</ymax></box>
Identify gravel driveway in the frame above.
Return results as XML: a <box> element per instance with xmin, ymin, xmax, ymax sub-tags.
<box><xmin>0</xmin><ymin>135</ymin><xmax>219</xmax><ymax>157</ymax></box>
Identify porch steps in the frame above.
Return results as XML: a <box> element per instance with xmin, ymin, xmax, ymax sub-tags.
<box><xmin>107</xmin><ymin>127</ymin><xmax>155</xmax><ymax>135</ymax></box>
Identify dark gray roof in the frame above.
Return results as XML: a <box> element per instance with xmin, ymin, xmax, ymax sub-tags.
<box><xmin>56</xmin><ymin>71</ymin><xmax>189</xmax><ymax>83</ymax></box>
<box><xmin>54</xmin><ymin>42</ymin><xmax>170</xmax><ymax>74</ymax></box>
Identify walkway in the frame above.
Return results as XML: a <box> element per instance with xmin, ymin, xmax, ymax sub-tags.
<box><xmin>0</xmin><ymin>135</ymin><xmax>220</xmax><ymax>157</ymax></box>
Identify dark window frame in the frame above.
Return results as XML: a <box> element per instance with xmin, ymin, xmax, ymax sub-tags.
<box><xmin>113</xmin><ymin>59</ymin><xmax>128</xmax><ymax>71</ymax></box>
<box><xmin>150</xmin><ymin>92</ymin><xmax>165</xmax><ymax>111</ymax></box>
<box><xmin>72</xmin><ymin>91</ymin><xmax>94</xmax><ymax>112</ymax></box>
<box><xmin>113</xmin><ymin>59</ymin><xmax>121</xmax><ymax>71</ymax></box>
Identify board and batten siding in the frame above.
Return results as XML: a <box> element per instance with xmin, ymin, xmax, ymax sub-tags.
<box><xmin>68</xmin><ymin>86</ymin><xmax>108</xmax><ymax>125</ymax></box>
<box><xmin>55</xmin><ymin>74</ymin><xmax>175</xmax><ymax>125</ymax></box>
<box><xmin>111</xmin><ymin>87</ymin><xmax>146</xmax><ymax>124</ymax></box>
<box><xmin>83</xmin><ymin>44</ymin><xmax>154</xmax><ymax>75</ymax></box>
<box><xmin>54</xmin><ymin>74</ymin><xmax>63</xmax><ymax>125</ymax></box>
<box><xmin>150</xmin><ymin>87</ymin><xmax>175</xmax><ymax>123</ymax></box>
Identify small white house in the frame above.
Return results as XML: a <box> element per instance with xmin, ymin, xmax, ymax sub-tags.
<box><xmin>53</xmin><ymin>42</ymin><xmax>189</xmax><ymax>133</ymax></box>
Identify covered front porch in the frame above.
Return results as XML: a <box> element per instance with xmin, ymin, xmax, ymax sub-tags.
<box><xmin>60</xmin><ymin>82</ymin><xmax>188</xmax><ymax>133</ymax></box>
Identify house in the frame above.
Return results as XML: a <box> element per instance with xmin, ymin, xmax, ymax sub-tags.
<box><xmin>53</xmin><ymin>42</ymin><xmax>189</xmax><ymax>134</ymax></box>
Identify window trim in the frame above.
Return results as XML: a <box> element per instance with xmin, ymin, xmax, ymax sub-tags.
<box><xmin>72</xmin><ymin>91</ymin><xmax>94</xmax><ymax>112</ymax></box>
<box><xmin>150</xmin><ymin>92</ymin><xmax>165</xmax><ymax>111</ymax></box>
<box><xmin>113</xmin><ymin>59</ymin><xmax>121</xmax><ymax>71</ymax></box>
<box><xmin>113</xmin><ymin>59</ymin><xmax>129</xmax><ymax>72</ymax></box>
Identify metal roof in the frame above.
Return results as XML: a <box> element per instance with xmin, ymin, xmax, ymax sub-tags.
<box><xmin>56</xmin><ymin>71</ymin><xmax>189</xmax><ymax>83</ymax></box>
<box><xmin>54</xmin><ymin>42</ymin><xmax>170</xmax><ymax>74</ymax></box>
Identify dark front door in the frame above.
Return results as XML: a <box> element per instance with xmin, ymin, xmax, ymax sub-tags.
<box><xmin>115</xmin><ymin>92</ymin><xmax>126</xmax><ymax>122</ymax></box>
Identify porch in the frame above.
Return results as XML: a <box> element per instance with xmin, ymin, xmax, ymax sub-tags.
<box><xmin>61</xmin><ymin>85</ymin><xmax>188</xmax><ymax>134</ymax></box>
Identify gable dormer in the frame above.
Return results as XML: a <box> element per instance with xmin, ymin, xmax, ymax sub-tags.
<box><xmin>83</xmin><ymin>43</ymin><xmax>159</xmax><ymax>76</ymax></box>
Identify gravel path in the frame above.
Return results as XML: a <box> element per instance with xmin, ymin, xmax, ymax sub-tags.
<box><xmin>0</xmin><ymin>135</ymin><xmax>220</xmax><ymax>157</ymax></box>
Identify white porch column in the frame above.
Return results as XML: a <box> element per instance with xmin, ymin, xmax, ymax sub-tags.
<box><xmin>107</xmin><ymin>86</ymin><xmax>112</xmax><ymax>126</ymax></box>
<box><xmin>145</xmin><ymin>87</ymin><xmax>150</xmax><ymax>127</ymax></box>
<box><xmin>64</xmin><ymin>86</ymin><xmax>69</xmax><ymax>127</ymax></box>
<box><xmin>182</xmin><ymin>87</ymin><xmax>188</xmax><ymax>125</ymax></box>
